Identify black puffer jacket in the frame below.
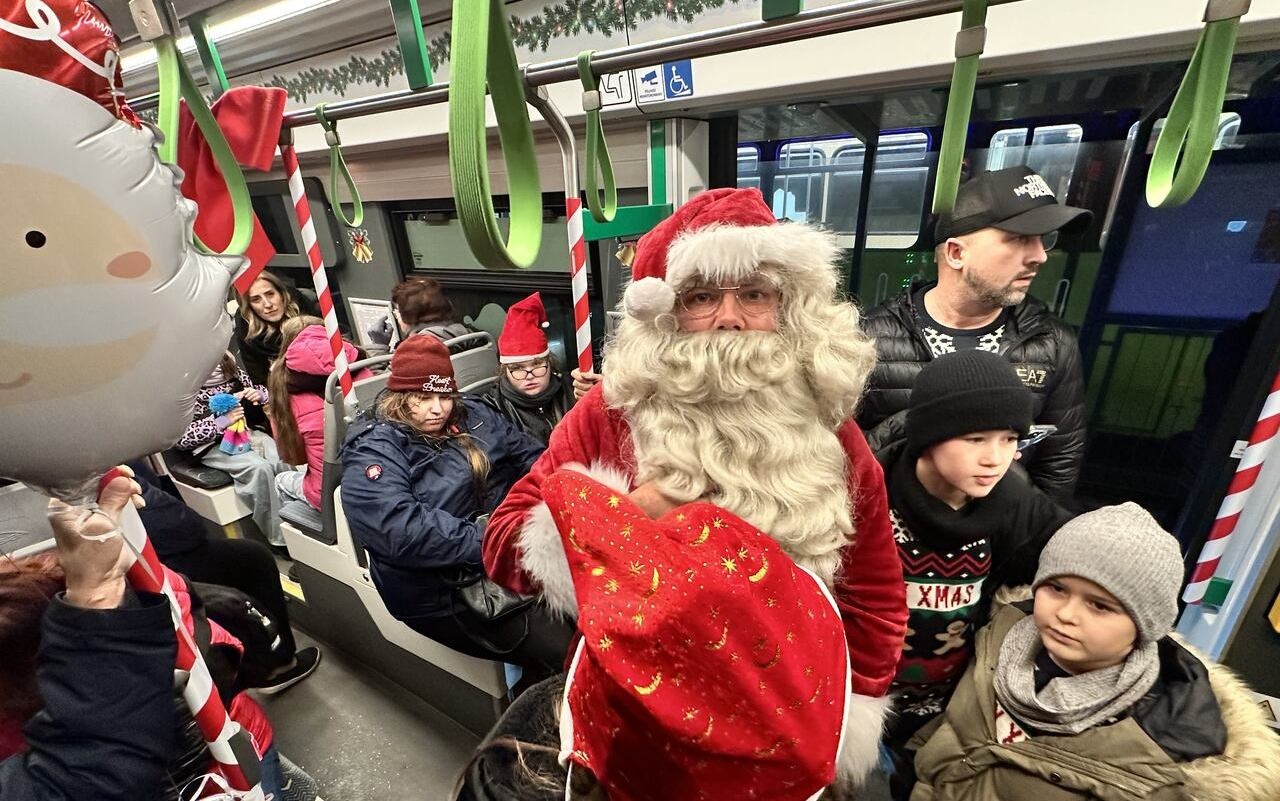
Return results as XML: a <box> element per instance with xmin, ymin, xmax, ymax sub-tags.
<box><xmin>858</xmin><ymin>281</ymin><xmax>1086</xmax><ymax>504</ymax></box>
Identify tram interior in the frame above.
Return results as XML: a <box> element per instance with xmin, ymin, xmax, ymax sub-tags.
<box><xmin>4</xmin><ymin>1</ymin><xmax>1280</xmax><ymax>799</ymax></box>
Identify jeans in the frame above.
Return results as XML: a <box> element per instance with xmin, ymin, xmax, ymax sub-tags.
<box><xmin>200</xmin><ymin>431</ymin><xmax>298</xmax><ymax>546</ymax></box>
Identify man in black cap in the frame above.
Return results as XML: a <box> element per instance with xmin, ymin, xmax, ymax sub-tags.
<box><xmin>859</xmin><ymin>166</ymin><xmax>1092</xmax><ymax>504</ymax></box>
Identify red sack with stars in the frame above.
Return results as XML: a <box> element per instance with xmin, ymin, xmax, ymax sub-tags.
<box><xmin>542</xmin><ymin>468</ymin><xmax>852</xmax><ymax>801</ymax></box>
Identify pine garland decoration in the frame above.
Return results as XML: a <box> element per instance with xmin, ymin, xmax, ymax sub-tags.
<box><xmin>262</xmin><ymin>0</ymin><xmax>744</xmax><ymax>102</ymax></box>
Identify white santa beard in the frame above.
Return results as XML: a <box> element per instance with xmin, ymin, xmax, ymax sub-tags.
<box><xmin>605</xmin><ymin>326</ymin><xmax>853</xmax><ymax>586</ymax></box>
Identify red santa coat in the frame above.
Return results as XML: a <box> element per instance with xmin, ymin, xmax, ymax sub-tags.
<box><xmin>484</xmin><ymin>383</ymin><xmax>907</xmax><ymax>700</ymax></box>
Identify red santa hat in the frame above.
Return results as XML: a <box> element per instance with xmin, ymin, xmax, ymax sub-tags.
<box><xmin>1</xmin><ymin>0</ymin><xmax>138</xmax><ymax>125</ymax></box>
<box><xmin>623</xmin><ymin>187</ymin><xmax>842</xmax><ymax>322</ymax></box>
<box><xmin>541</xmin><ymin>469</ymin><xmax>851</xmax><ymax>801</ymax></box>
<box><xmin>498</xmin><ymin>292</ymin><xmax>550</xmax><ymax>364</ymax></box>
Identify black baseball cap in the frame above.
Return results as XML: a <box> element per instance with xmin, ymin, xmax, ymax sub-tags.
<box><xmin>934</xmin><ymin>165</ymin><xmax>1093</xmax><ymax>244</ymax></box>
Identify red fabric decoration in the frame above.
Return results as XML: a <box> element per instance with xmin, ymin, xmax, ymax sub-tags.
<box><xmin>543</xmin><ymin>469</ymin><xmax>849</xmax><ymax>801</ymax></box>
<box><xmin>498</xmin><ymin>292</ymin><xmax>550</xmax><ymax>363</ymax></box>
<box><xmin>484</xmin><ymin>384</ymin><xmax>908</xmax><ymax>700</ymax></box>
<box><xmin>0</xmin><ymin>0</ymin><xmax>137</xmax><ymax>124</ymax></box>
<box><xmin>388</xmin><ymin>334</ymin><xmax>457</xmax><ymax>394</ymax></box>
<box><xmin>631</xmin><ymin>187</ymin><xmax>776</xmax><ymax>283</ymax></box>
<box><xmin>176</xmin><ymin>87</ymin><xmax>287</xmax><ymax>292</ymax></box>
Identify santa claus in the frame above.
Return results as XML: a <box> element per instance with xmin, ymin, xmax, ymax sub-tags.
<box><xmin>484</xmin><ymin>187</ymin><xmax>907</xmax><ymax>783</ymax></box>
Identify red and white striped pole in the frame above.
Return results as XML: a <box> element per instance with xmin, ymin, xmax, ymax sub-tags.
<box><xmin>1184</xmin><ymin>367</ymin><xmax>1280</xmax><ymax>604</ymax></box>
<box><xmin>565</xmin><ymin>195</ymin><xmax>593</xmax><ymax>374</ymax></box>
<box><xmin>280</xmin><ymin>141</ymin><xmax>355</xmax><ymax>408</ymax></box>
<box><xmin>100</xmin><ymin>469</ymin><xmax>261</xmax><ymax>794</ymax></box>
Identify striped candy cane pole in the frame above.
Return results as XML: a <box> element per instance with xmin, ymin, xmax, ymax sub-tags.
<box><xmin>280</xmin><ymin>143</ymin><xmax>355</xmax><ymax>407</ymax></box>
<box><xmin>1184</xmin><ymin>367</ymin><xmax>1280</xmax><ymax>604</ymax></box>
<box><xmin>99</xmin><ymin>470</ymin><xmax>261</xmax><ymax>794</ymax></box>
<box><xmin>566</xmin><ymin>196</ymin><xmax>593</xmax><ymax>374</ymax></box>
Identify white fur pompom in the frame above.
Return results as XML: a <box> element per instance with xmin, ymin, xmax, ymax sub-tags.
<box><xmin>623</xmin><ymin>276</ymin><xmax>676</xmax><ymax>322</ymax></box>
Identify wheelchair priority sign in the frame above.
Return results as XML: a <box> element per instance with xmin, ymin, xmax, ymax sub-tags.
<box><xmin>634</xmin><ymin>59</ymin><xmax>695</xmax><ymax>104</ymax></box>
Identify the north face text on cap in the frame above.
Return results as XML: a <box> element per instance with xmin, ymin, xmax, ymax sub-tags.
<box><xmin>1014</xmin><ymin>174</ymin><xmax>1054</xmax><ymax>200</ymax></box>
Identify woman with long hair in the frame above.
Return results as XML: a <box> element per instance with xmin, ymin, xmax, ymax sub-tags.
<box><xmin>234</xmin><ymin>270</ymin><xmax>318</xmax><ymax>388</ymax></box>
<box><xmin>269</xmin><ymin>316</ymin><xmax>371</xmax><ymax>509</ymax></box>
<box><xmin>339</xmin><ymin>335</ymin><xmax>573</xmax><ymax>693</ymax></box>
<box><xmin>486</xmin><ymin>293</ymin><xmax>574</xmax><ymax>445</ymax></box>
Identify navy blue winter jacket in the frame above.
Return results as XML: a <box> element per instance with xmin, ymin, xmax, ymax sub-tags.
<box><xmin>0</xmin><ymin>593</ymin><xmax>176</xmax><ymax>801</ymax></box>
<box><xmin>340</xmin><ymin>397</ymin><xmax>545</xmax><ymax>619</ymax></box>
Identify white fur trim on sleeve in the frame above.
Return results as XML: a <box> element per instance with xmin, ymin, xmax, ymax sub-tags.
<box><xmin>517</xmin><ymin>499</ymin><xmax>578</xmax><ymax>619</ymax></box>
<box><xmin>835</xmin><ymin>692</ymin><xmax>894</xmax><ymax>787</ymax></box>
<box><xmin>516</xmin><ymin>461</ymin><xmax>635</xmax><ymax>619</ymax></box>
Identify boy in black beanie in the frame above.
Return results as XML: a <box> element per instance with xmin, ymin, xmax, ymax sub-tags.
<box><xmin>879</xmin><ymin>351</ymin><xmax>1073</xmax><ymax>788</ymax></box>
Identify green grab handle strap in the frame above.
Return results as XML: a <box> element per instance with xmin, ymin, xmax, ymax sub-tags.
<box><xmin>577</xmin><ymin>50</ymin><xmax>618</xmax><ymax>224</ymax></box>
<box><xmin>315</xmin><ymin>103</ymin><xmax>365</xmax><ymax>228</ymax></box>
<box><xmin>447</xmin><ymin>0</ymin><xmax>543</xmax><ymax>269</ymax></box>
<box><xmin>932</xmin><ymin>0</ymin><xmax>987</xmax><ymax>217</ymax></box>
<box><xmin>155</xmin><ymin>36</ymin><xmax>253</xmax><ymax>257</ymax></box>
<box><xmin>1146</xmin><ymin>17</ymin><xmax>1241</xmax><ymax>208</ymax></box>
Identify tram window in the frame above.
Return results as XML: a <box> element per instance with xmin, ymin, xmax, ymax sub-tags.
<box><xmin>1126</xmin><ymin>112</ymin><xmax>1242</xmax><ymax>154</ymax></box>
<box><xmin>251</xmin><ymin>193</ymin><xmax>302</xmax><ymax>255</ymax></box>
<box><xmin>825</xmin><ymin>132</ymin><xmax>930</xmax><ymax>248</ymax></box>
<box><xmin>737</xmin><ymin>146</ymin><xmax>761</xmax><ymax>192</ymax></box>
<box><xmin>773</xmin><ymin>142</ymin><xmax>826</xmax><ymax>222</ymax></box>
<box><xmin>399</xmin><ymin>215</ymin><xmax>568</xmax><ymax>271</ymax></box>
<box><xmin>986</xmin><ymin>124</ymin><xmax>1083</xmax><ymax>198</ymax></box>
<box><xmin>988</xmin><ymin>128</ymin><xmax>1029</xmax><ymax>170</ymax></box>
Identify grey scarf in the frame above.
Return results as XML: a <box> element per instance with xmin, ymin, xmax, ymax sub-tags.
<box><xmin>992</xmin><ymin>616</ymin><xmax>1161</xmax><ymax>735</ymax></box>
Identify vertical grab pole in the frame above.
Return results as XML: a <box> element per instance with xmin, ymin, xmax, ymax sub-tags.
<box><xmin>1184</xmin><ymin>366</ymin><xmax>1280</xmax><ymax>604</ymax></box>
<box><xmin>98</xmin><ymin>468</ymin><xmax>261</xmax><ymax>793</ymax></box>
<box><xmin>527</xmin><ymin>81</ymin><xmax>594</xmax><ymax>374</ymax></box>
<box><xmin>279</xmin><ymin>132</ymin><xmax>356</xmax><ymax>412</ymax></box>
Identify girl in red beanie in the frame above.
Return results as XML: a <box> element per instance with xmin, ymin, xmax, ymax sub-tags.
<box><xmin>339</xmin><ymin>334</ymin><xmax>574</xmax><ymax>694</ymax></box>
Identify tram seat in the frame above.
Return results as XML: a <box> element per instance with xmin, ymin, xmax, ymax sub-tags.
<box><xmin>279</xmin><ymin>499</ymin><xmax>323</xmax><ymax>538</ymax></box>
<box><xmin>279</xmin><ymin>351</ymin><xmax>509</xmax><ymax>700</ymax></box>
<box><xmin>159</xmin><ymin>449</ymin><xmax>250</xmax><ymax>532</ymax></box>
<box><xmin>442</xmin><ymin>331</ymin><xmax>499</xmax><ymax>391</ymax></box>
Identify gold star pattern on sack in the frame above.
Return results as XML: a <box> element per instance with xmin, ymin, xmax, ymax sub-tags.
<box><xmin>599</xmin><ymin>635</ymin><xmax>614</xmax><ymax>651</ymax></box>
<box><xmin>628</xmin><ymin>561</ymin><xmax>644</xmax><ymax>576</ymax></box>
<box><xmin>737</xmin><ymin>546</ymin><xmax>749</xmax><ymax>560</ymax></box>
<box><xmin>632</xmin><ymin>611</ymin><xmax>646</xmax><ymax>627</ymax></box>
<box><xmin>683</xmin><ymin>708</ymin><xmax>699</xmax><ymax>721</ymax></box>
<box><xmin>712</xmin><ymin>517</ymin><xmax>725</xmax><ymax>529</ymax></box>
<box><xmin>721</xmin><ymin>557</ymin><xmax>738</xmax><ymax>574</ymax></box>
<box><xmin>676</xmin><ymin>512</ymin><xmax>686</xmax><ymax>522</ymax></box>
<box><xmin>608</xmin><ymin>495</ymin><xmax>620</xmax><ymax>508</ymax></box>
<box><xmin>786</xmin><ymin>630</ymin><xmax>796</xmax><ymax>643</ymax></box>
<box><xmin>604</xmin><ymin>578</ymin><xmax>620</xmax><ymax>594</ymax></box>
<box><xmin>765</xmin><ymin>597</ymin><xmax>778</xmax><ymax>608</ymax></box>
<box><xmin>620</xmin><ymin>523</ymin><xmax>632</xmax><ymax>541</ymax></box>
<box><xmin>578</xmin><ymin>487</ymin><xmax>589</xmax><ymax>500</ymax></box>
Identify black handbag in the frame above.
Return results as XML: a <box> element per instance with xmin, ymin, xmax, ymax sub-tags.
<box><xmin>442</xmin><ymin>569</ymin><xmax>537</xmax><ymax>621</ymax></box>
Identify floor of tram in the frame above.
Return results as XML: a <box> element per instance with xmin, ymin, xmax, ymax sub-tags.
<box><xmin>257</xmin><ymin>628</ymin><xmax>481</xmax><ymax>801</ymax></box>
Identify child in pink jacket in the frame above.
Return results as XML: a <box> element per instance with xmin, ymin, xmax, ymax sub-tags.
<box><xmin>269</xmin><ymin>319</ymin><xmax>371</xmax><ymax>509</ymax></box>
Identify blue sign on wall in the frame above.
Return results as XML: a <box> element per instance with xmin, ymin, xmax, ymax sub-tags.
<box><xmin>665</xmin><ymin>59</ymin><xmax>694</xmax><ymax>98</ymax></box>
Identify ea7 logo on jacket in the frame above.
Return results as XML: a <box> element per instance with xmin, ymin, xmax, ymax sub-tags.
<box><xmin>1013</xmin><ymin>364</ymin><xmax>1048</xmax><ymax>389</ymax></box>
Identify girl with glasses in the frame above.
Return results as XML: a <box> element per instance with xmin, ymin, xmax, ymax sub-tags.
<box><xmin>485</xmin><ymin>294</ymin><xmax>574</xmax><ymax>445</ymax></box>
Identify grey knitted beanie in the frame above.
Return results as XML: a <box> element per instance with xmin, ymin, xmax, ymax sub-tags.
<box><xmin>1033</xmin><ymin>503</ymin><xmax>1184</xmax><ymax>643</ymax></box>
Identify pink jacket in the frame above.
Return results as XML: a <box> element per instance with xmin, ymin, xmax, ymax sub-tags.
<box><xmin>285</xmin><ymin>326</ymin><xmax>370</xmax><ymax>508</ymax></box>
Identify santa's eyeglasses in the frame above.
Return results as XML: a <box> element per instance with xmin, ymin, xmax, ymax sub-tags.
<box><xmin>677</xmin><ymin>281</ymin><xmax>781</xmax><ymax>319</ymax></box>
<box><xmin>507</xmin><ymin>363</ymin><xmax>550</xmax><ymax>380</ymax></box>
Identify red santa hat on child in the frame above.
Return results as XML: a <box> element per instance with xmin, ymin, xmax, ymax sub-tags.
<box><xmin>498</xmin><ymin>292</ymin><xmax>551</xmax><ymax>364</ymax></box>
<box><xmin>623</xmin><ymin>187</ymin><xmax>842</xmax><ymax>322</ymax></box>
<box><xmin>541</xmin><ymin>469</ymin><xmax>851</xmax><ymax>801</ymax></box>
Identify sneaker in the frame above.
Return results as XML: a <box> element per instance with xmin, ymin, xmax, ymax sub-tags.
<box><xmin>257</xmin><ymin>647</ymin><xmax>321</xmax><ymax>695</ymax></box>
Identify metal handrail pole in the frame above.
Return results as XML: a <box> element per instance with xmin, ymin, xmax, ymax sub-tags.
<box><xmin>270</xmin><ymin>0</ymin><xmax>1023</xmax><ymax>129</ymax></box>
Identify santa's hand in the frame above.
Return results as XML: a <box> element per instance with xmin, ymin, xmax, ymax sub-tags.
<box><xmin>628</xmin><ymin>482</ymin><xmax>679</xmax><ymax>519</ymax></box>
<box><xmin>570</xmin><ymin>368</ymin><xmax>602</xmax><ymax>400</ymax></box>
<box><xmin>47</xmin><ymin>469</ymin><xmax>142</xmax><ymax>610</ymax></box>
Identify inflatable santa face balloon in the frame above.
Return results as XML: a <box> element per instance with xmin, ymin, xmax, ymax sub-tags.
<box><xmin>0</xmin><ymin>68</ymin><xmax>240</xmax><ymax>499</ymax></box>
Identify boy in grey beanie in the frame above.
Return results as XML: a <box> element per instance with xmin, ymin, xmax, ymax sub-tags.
<box><xmin>910</xmin><ymin>502</ymin><xmax>1280</xmax><ymax>801</ymax></box>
